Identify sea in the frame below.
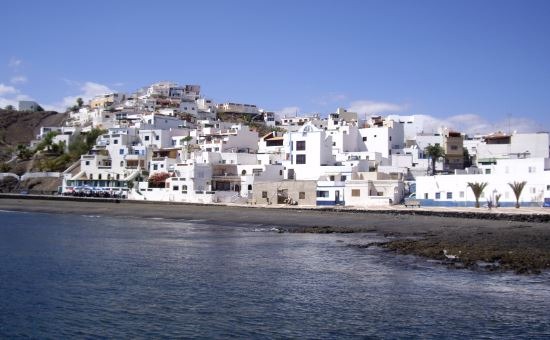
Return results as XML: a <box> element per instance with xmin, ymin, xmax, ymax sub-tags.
<box><xmin>0</xmin><ymin>210</ymin><xmax>549</xmax><ymax>338</ymax></box>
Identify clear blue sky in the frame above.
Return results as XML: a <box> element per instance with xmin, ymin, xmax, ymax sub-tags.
<box><xmin>2</xmin><ymin>0</ymin><xmax>549</xmax><ymax>133</ymax></box>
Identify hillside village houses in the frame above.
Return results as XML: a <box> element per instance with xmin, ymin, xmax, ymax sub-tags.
<box><xmin>30</xmin><ymin>80</ymin><xmax>547</xmax><ymax>208</ymax></box>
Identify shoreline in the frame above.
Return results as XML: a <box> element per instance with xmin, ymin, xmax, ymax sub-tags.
<box><xmin>1</xmin><ymin>196</ymin><xmax>549</xmax><ymax>274</ymax></box>
<box><xmin>2</xmin><ymin>193</ymin><xmax>550</xmax><ymax>222</ymax></box>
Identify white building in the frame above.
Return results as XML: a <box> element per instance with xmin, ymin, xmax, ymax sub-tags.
<box><xmin>415</xmin><ymin>157</ymin><xmax>550</xmax><ymax>207</ymax></box>
<box><xmin>18</xmin><ymin>100</ymin><xmax>42</xmax><ymax>112</ymax></box>
<box><xmin>474</xmin><ymin>132</ymin><xmax>549</xmax><ymax>164</ymax></box>
<box><xmin>217</xmin><ymin>102</ymin><xmax>259</xmax><ymax>115</ymax></box>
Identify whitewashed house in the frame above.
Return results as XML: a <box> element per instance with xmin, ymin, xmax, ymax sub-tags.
<box><xmin>415</xmin><ymin>157</ymin><xmax>550</xmax><ymax>207</ymax></box>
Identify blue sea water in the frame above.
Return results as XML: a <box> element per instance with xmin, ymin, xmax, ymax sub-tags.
<box><xmin>0</xmin><ymin>210</ymin><xmax>549</xmax><ymax>338</ymax></box>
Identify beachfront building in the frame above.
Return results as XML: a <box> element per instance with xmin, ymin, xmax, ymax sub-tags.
<box><xmin>344</xmin><ymin>171</ymin><xmax>405</xmax><ymax>207</ymax></box>
<box><xmin>131</xmin><ymin>160</ymin><xmax>215</xmax><ymax>204</ymax></box>
<box><xmin>252</xmin><ymin>180</ymin><xmax>317</xmax><ymax>206</ymax></box>
<box><xmin>61</xmin><ymin>127</ymin><xmax>148</xmax><ymax>194</ymax></box>
<box><xmin>415</xmin><ymin>157</ymin><xmax>550</xmax><ymax>207</ymax></box>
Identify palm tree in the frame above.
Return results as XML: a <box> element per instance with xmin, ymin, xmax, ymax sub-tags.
<box><xmin>425</xmin><ymin>144</ymin><xmax>445</xmax><ymax>175</ymax></box>
<box><xmin>508</xmin><ymin>181</ymin><xmax>527</xmax><ymax>208</ymax></box>
<box><xmin>467</xmin><ymin>182</ymin><xmax>488</xmax><ymax>208</ymax></box>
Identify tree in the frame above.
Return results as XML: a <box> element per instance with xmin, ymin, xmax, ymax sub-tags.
<box><xmin>467</xmin><ymin>182</ymin><xmax>488</xmax><ymax>208</ymax></box>
<box><xmin>5</xmin><ymin>105</ymin><xmax>15</xmax><ymax>111</ymax></box>
<box><xmin>16</xmin><ymin>144</ymin><xmax>33</xmax><ymax>160</ymax></box>
<box><xmin>425</xmin><ymin>144</ymin><xmax>445</xmax><ymax>175</ymax></box>
<box><xmin>508</xmin><ymin>181</ymin><xmax>527</xmax><ymax>208</ymax></box>
<box><xmin>0</xmin><ymin>162</ymin><xmax>11</xmax><ymax>172</ymax></box>
<box><xmin>77</xmin><ymin>97</ymin><xmax>84</xmax><ymax>108</ymax></box>
<box><xmin>36</xmin><ymin>131</ymin><xmax>59</xmax><ymax>152</ymax></box>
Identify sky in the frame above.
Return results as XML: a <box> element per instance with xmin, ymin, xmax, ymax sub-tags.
<box><xmin>1</xmin><ymin>0</ymin><xmax>550</xmax><ymax>135</ymax></box>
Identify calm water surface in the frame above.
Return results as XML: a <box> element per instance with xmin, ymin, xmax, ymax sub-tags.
<box><xmin>0</xmin><ymin>211</ymin><xmax>549</xmax><ymax>338</ymax></box>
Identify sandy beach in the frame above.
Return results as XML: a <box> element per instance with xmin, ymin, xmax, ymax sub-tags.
<box><xmin>1</xmin><ymin>196</ymin><xmax>549</xmax><ymax>274</ymax></box>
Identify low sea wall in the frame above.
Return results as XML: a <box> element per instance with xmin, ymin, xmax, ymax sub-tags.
<box><xmin>1</xmin><ymin>193</ymin><xmax>550</xmax><ymax>223</ymax></box>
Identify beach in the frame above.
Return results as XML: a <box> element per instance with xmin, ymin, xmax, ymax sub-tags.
<box><xmin>1</xmin><ymin>196</ymin><xmax>549</xmax><ymax>274</ymax></box>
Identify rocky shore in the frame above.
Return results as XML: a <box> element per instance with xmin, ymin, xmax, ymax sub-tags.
<box><xmin>1</xmin><ymin>196</ymin><xmax>549</xmax><ymax>274</ymax></box>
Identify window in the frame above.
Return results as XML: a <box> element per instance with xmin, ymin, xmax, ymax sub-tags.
<box><xmin>85</xmin><ymin>161</ymin><xmax>90</xmax><ymax>166</ymax></box>
<box><xmin>155</xmin><ymin>135</ymin><xmax>159</xmax><ymax>141</ymax></box>
<box><xmin>119</xmin><ymin>149</ymin><xmax>124</xmax><ymax>155</ymax></box>
<box><xmin>435</xmin><ymin>192</ymin><xmax>441</xmax><ymax>199</ymax></box>
<box><xmin>351</xmin><ymin>189</ymin><xmax>360</xmax><ymax>197</ymax></box>
<box><xmin>296</xmin><ymin>141</ymin><xmax>306</xmax><ymax>151</ymax></box>
<box><xmin>329</xmin><ymin>176</ymin><xmax>335</xmax><ymax>181</ymax></box>
<box><xmin>248</xmin><ymin>184</ymin><xmax>252</xmax><ymax>190</ymax></box>
<box><xmin>485</xmin><ymin>169</ymin><xmax>491</xmax><ymax>174</ymax></box>
<box><xmin>547</xmin><ymin>185</ymin><xmax>550</xmax><ymax>191</ymax></box>
<box><xmin>528</xmin><ymin>166</ymin><xmax>536</xmax><ymax>173</ymax></box>
<box><xmin>424</xmin><ymin>193</ymin><xmax>428</xmax><ymax>199</ymax></box>
<box><xmin>317</xmin><ymin>191</ymin><xmax>329</xmax><ymax>198</ymax></box>
<box><xmin>144</xmin><ymin>136</ymin><xmax>150</xmax><ymax>141</ymax></box>
<box><xmin>262</xmin><ymin>191</ymin><xmax>268</xmax><ymax>198</ymax></box>
<box><xmin>389</xmin><ymin>136</ymin><xmax>392</xmax><ymax>141</ymax></box>
<box><xmin>113</xmin><ymin>139</ymin><xmax>118</xmax><ymax>144</ymax></box>
<box><xmin>98</xmin><ymin>174</ymin><xmax>102</xmax><ymax>180</ymax></box>
<box><xmin>450</xmin><ymin>145</ymin><xmax>458</xmax><ymax>150</ymax></box>
<box><xmin>153</xmin><ymin>164</ymin><xmax>158</xmax><ymax>170</ymax></box>
<box><xmin>296</xmin><ymin>154</ymin><xmax>306</xmax><ymax>164</ymax></box>
<box><xmin>279</xmin><ymin>170</ymin><xmax>283</xmax><ymax>176</ymax></box>
<box><xmin>299</xmin><ymin>192</ymin><xmax>305</xmax><ymax>199</ymax></box>
<box><xmin>362</xmin><ymin>136</ymin><xmax>367</xmax><ymax>142</ymax></box>
<box><xmin>447</xmin><ymin>192</ymin><xmax>453</xmax><ymax>199</ymax></box>
<box><xmin>341</xmin><ymin>175</ymin><xmax>347</xmax><ymax>181</ymax></box>
<box><xmin>530</xmin><ymin>187</ymin><xmax>536</xmax><ymax>194</ymax></box>
<box><xmin>173</xmin><ymin>185</ymin><xmax>179</xmax><ymax>191</ymax></box>
<box><xmin>459</xmin><ymin>191</ymin><xmax>464</xmax><ymax>198</ymax></box>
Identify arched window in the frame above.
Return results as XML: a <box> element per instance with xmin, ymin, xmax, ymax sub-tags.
<box><xmin>241</xmin><ymin>170</ymin><xmax>247</xmax><ymax>175</ymax></box>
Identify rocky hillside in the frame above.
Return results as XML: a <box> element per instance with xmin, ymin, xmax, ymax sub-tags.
<box><xmin>0</xmin><ymin>109</ymin><xmax>67</xmax><ymax>161</ymax></box>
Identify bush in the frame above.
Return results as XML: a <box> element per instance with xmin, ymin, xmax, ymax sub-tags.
<box><xmin>148</xmin><ymin>172</ymin><xmax>170</xmax><ymax>188</ymax></box>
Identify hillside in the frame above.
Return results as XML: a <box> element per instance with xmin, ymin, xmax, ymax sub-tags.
<box><xmin>0</xmin><ymin>109</ymin><xmax>67</xmax><ymax>162</ymax></box>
